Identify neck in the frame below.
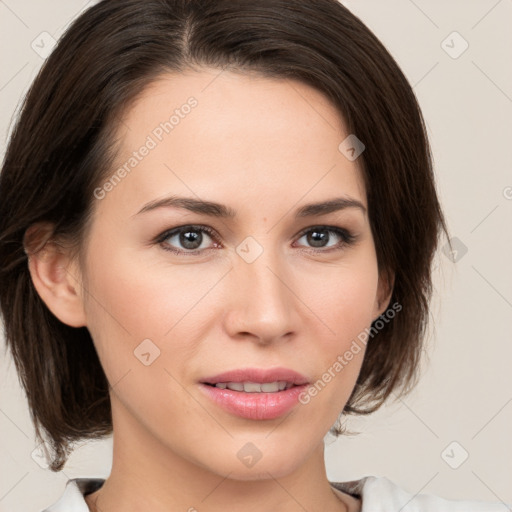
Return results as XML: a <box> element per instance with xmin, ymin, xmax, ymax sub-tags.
<box><xmin>85</xmin><ymin>396</ymin><xmax>356</xmax><ymax>512</ymax></box>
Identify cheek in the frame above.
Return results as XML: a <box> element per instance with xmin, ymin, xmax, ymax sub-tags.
<box><xmin>79</xmin><ymin>248</ymin><xmax>204</xmax><ymax>430</ymax></box>
<box><xmin>80</xmin><ymin>240</ymin><xmax>221</xmax><ymax>380</ymax></box>
<box><xmin>296</xmin><ymin>255</ymin><xmax>379</xmax><ymax>409</ymax></box>
<box><xmin>304</xmin><ymin>252</ymin><xmax>380</xmax><ymax>345</ymax></box>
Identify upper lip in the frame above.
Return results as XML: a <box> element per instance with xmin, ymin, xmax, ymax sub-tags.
<box><xmin>201</xmin><ymin>367</ymin><xmax>309</xmax><ymax>385</ymax></box>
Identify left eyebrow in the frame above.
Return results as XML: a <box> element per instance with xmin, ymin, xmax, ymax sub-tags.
<box><xmin>295</xmin><ymin>197</ymin><xmax>366</xmax><ymax>217</ymax></box>
<box><xmin>133</xmin><ymin>195</ymin><xmax>366</xmax><ymax>218</ymax></box>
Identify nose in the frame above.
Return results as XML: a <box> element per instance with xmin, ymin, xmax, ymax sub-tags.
<box><xmin>223</xmin><ymin>244</ymin><xmax>298</xmax><ymax>345</ymax></box>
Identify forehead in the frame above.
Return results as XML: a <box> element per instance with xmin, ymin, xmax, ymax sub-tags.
<box><xmin>95</xmin><ymin>69</ymin><xmax>367</xmax><ymax>220</ymax></box>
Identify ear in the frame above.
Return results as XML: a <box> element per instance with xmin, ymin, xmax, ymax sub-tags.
<box><xmin>372</xmin><ymin>267</ymin><xmax>395</xmax><ymax>321</ymax></box>
<box><xmin>24</xmin><ymin>223</ymin><xmax>87</xmax><ymax>328</ymax></box>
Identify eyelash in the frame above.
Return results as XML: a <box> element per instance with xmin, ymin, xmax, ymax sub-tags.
<box><xmin>154</xmin><ymin>224</ymin><xmax>357</xmax><ymax>256</ymax></box>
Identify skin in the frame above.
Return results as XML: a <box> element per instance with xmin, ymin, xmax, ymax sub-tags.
<box><xmin>28</xmin><ymin>68</ymin><xmax>393</xmax><ymax>512</ymax></box>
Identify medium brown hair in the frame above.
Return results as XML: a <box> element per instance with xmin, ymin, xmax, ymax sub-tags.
<box><xmin>0</xmin><ymin>0</ymin><xmax>449</xmax><ymax>471</ymax></box>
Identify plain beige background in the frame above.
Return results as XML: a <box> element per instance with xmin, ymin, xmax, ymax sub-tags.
<box><xmin>1</xmin><ymin>1</ymin><xmax>511</xmax><ymax>511</ymax></box>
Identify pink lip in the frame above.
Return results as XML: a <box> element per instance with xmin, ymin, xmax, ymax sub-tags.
<box><xmin>199</xmin><ymin>367</ymin><xmax>310</xmax><ymax>420</ymax></box>
<box><xmin>201</xmin><ymin>367</ymin><xmax>309</xmax><ymax>386</ymax></box>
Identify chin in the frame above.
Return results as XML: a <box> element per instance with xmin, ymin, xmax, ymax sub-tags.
<box><xmin>212</xmin><ymin>461</ymin><xmax>302</xmax><ymax>482</ymax></box>
<box><xmin>193</xmin><ymin>438</ymin><xmax>315</xmax><ymax>481</ymax></box>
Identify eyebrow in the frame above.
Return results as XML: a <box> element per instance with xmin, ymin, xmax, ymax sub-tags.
<box><xmin>134</xmin><ymin>195</ymin><xmax>366</xmax><ymax>218</ymax></box>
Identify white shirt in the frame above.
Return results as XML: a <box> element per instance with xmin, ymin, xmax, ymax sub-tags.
<box><xmin>42</xmin><ymin>476</ymin><xmax>509</xmax><ymax>511</ymax></box>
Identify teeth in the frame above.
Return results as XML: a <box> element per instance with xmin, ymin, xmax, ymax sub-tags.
<box><xmin>214</xmin><ymin>381</ymin><xmax>292</xmax><ymax>392</ymax></box>
<box><xmin>244</xmin><ymin>382</ymin><xmax>264</xmax><ymax>392</ymax></box>
<box><xmin>226</xmin><ymin>382</ymin><xmax>244</xmax><ymax>391</ymax></box>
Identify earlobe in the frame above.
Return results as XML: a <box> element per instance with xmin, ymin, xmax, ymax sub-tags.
<box><xmin>373</xmin><ymin>268</ymin><xmax>395</xmax><ymax>321</ymax></box>
<box><xmin>24</xmin><ymin>225</ymin><xmax>87</xmax><ymax>328</ymax></box>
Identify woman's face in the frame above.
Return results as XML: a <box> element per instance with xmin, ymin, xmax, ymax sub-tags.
<box><xmin>75</xmin><ymin>69</ymin><xmax>390</xmax><ymax>479</ymax></box>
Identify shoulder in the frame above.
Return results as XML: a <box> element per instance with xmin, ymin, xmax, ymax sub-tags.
<box><xmin>42</xmin><ymin>475</ymin><xmax>510</xmax><ymax>512</ymax></box>
<box><xmin>331</xmin><ymin>475</ymin><xmax>510</xmax><ymax>512</ymax></box>
<box><xmin>41</xmin><ymin>478</ymin><xmax>105</xmax><ymax>512</ymax></box>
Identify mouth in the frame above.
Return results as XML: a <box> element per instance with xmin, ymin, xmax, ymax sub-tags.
<box><xmin>204</xmin><ymin>381</ymin><xmax>297</xmax><ymax>392</ymax></box>
<box><xmin>199</xmin><ymin>367</ymin><xmax>310</xmax><ymax>420</ymax></box>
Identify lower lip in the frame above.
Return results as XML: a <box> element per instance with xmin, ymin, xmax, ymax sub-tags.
<box><xmin>199</xmin><ymin>383</ymin><xmax>308</xmax><ymax>420</ymax></box>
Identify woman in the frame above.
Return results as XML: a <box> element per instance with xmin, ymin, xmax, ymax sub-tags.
<box><xmin>0</xmin><ymin>1</ymin><xmax>507</xmax><ymax>511</ymax></box>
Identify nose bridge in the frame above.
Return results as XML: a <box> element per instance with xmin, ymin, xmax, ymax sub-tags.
<box><xmin>227</xmin><ymin>237</ymin><xmax>295</xmax><ymax>341</ymax></box>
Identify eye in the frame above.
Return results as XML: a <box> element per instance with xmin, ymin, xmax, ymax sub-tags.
<box><xmin>294</xmin><ymin>226</ymin><xmax>356</xmax><ymax>252</ymax></box>
<box><xmin>155</xmin><ymin>224</ymin><xmax>356</xmax><ymax>255</ymax></box>
<box><xmin>156</xmin><ymin>225</ymin><xmax>220</xmax><ymax>254</ymax></box>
